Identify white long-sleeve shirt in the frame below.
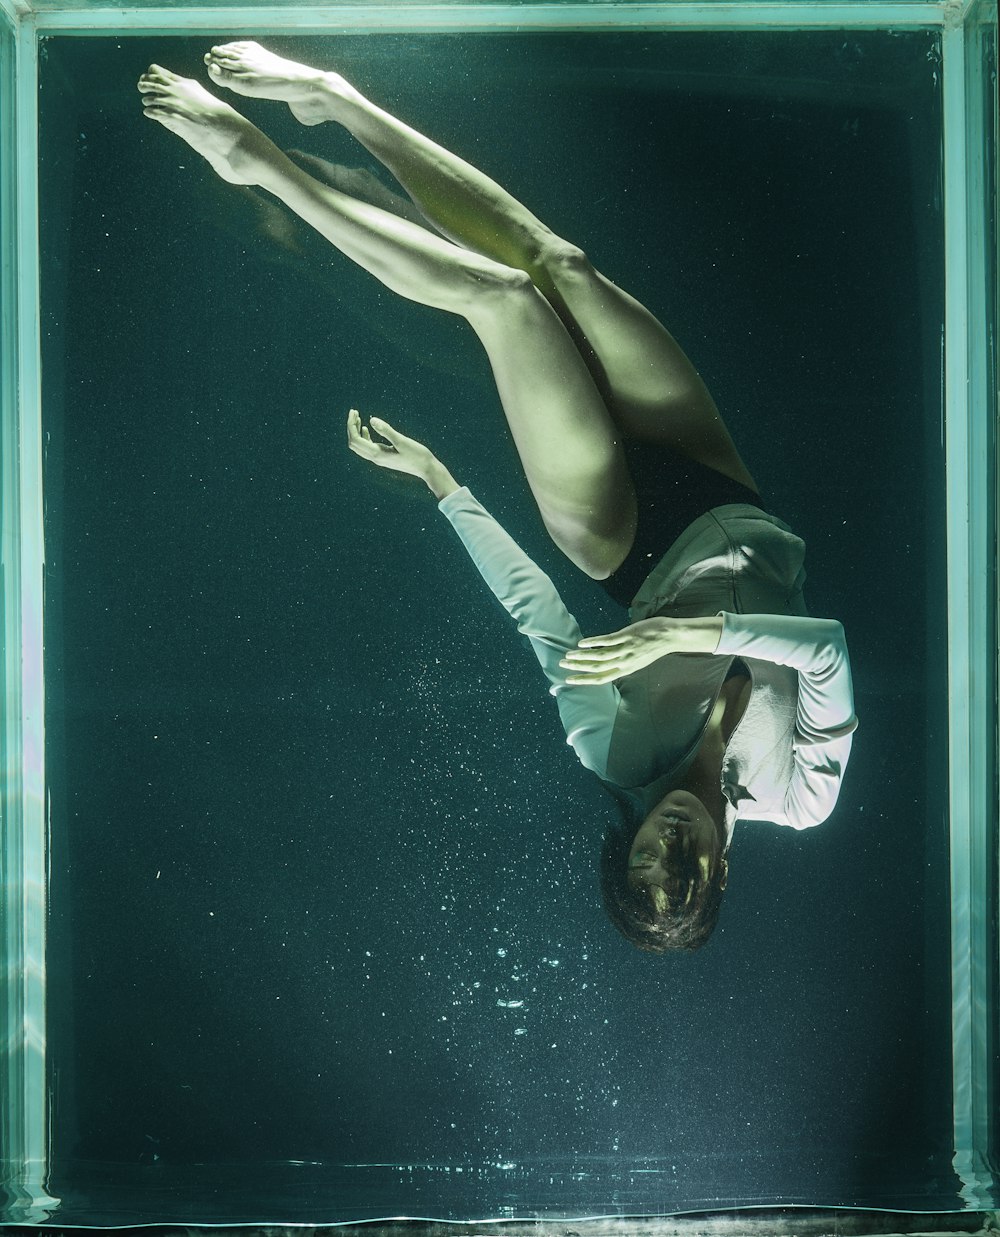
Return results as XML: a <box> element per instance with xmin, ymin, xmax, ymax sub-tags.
<box><xmin>439</xmin><ymin>488</ymin><xmax>857</xmax><ymax>830</ymax></box>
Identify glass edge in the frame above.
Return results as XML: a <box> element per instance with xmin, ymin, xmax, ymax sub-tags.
<box><xmin>24</xmin><ymin>1</ymin><xmax>952</xmax><ymax>36</ymax></box>
<box><xmin>945</xmin><ymin>0</ymin><xmax>1000</xmax><ymax>1211</ymax></box>
<box><xmin>978</xmin><ymin>0</ymin><xmax>1000</xmax><ymax>1189</ymax></box>
<box><xmin>0</xmin><ymin>14</ymin><xmax>60</xmax><ymax>1228</ymax></box>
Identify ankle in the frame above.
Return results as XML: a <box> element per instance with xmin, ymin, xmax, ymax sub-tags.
<box><xmin>315</xmin><ymin>70</ymin><xmax>364</xmax><ymax>122</ymax></box>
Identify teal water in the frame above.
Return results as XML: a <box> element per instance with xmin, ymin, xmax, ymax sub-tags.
<box><xmin>40</xmin><ymin>30</ymin><xmax>955</xmax><ymax>1223</ymax></box>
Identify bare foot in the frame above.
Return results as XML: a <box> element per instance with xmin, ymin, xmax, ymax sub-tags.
<box><xmin>203</xmin><ymin>41</ymin><xmax>355</xmax><ymax>126</ymax></box>
<box><xmin>137</xmin><ymin>65</ymin><xmax>282</xmax><ymax>185</ymax></box>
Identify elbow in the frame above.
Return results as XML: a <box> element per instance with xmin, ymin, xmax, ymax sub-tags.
<box><xmin>816</xmin><ymin>620</ymin><xmax>850</xmax><ymax>676</ymax></box>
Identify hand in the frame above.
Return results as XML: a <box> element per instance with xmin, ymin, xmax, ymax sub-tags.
<box><xmin>346</xmin><ymin>410</ymin><xmax>460</xmax><ymax>499</ymax></box>
<box><xmin>346</xmin><ymin>408</ymin><xmax>434</xmax><ymax>477</ymax></box>
<box><xmin>559</xmin><ymin>616</ymin><xmax>724</xmax><ymax>685</ymax></box>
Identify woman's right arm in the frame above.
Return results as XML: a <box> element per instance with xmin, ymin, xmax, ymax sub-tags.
<box><xmin>346</xmin><ymin>410</ymin><xmax>616</xmax><ymax>775</ymax></box>
<box><xmin>436</xmin><ymin>487</ymin><xmax>616</xmax><ymax>776</ymax></box>
<box><xmin>346</xmin><ymin>408</ymin><xmax>461</xmax><ymax>497</ymax></box>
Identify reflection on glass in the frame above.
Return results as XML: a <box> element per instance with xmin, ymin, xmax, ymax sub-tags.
<box><xmin>138</xmin><ymin>41</ymin><xmax>855</xmax><ymax>954</ymax></box>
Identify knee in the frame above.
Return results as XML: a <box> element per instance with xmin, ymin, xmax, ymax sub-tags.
<box><xmin>471</xmin><ymin>235</ymin><xmax>593</xmax><ymax>306</ymax></box>
<box><xmin>489</xmin><ymin>263</ymin><xmax>536</xmax><ymax>295</ymax></box>
<box><xmin>462</xmin><ymin>260</ymin><xmax>536</xmax><ymax>313</ymax></box>
<box><xmin>542</xmin><ymin>514</ymin><xmax>632</xmax><ymax>581</ymax></box>
<box><xmin>533</xmin><ymin>236</ymin><xmax>593</xmax><ymax>283</ymax></box>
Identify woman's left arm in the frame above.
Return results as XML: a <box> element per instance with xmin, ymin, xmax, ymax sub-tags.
<box><xmin>560</xmin><ymin>615</ymin><xmax>724</xmax><ymax>682</ymax></box>
<box><xmin>715</xmin><ymin>613</ymin><xmax>858</xmax><ymax>829</ymax></box>
<box><xmin>566</xmin><ymin>611</ymin><xmax>858</xmax><ymax>829</ymax></box>
<box><xmin>564</xmin><ymin>612</ymin><xmax>855</xmax><ymax>742</ymax></box>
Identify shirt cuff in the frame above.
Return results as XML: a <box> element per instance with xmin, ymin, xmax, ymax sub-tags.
<box><xmin>438</xmin><ymin>486</ymin><xmax>474</xmax><ymax>514</ymax></box>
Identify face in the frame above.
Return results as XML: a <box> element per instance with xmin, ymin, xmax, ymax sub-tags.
<box><xmin>627</xmin><ymin>789</ymin><xmax>728</xmax><ymax>914</ymax></box>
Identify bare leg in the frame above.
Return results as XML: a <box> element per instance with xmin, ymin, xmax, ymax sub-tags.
<box><xmin>137</xmin><ymin>67</ymin><xmax>636</xmax><ymax>578</ymax></box>
<box><xmin>203</xmin><ymin>42</ymin><xmax>758</xmax><ymax>491</ymax></box>
<box><xmin>284</xmin><ymin>150</ymin><xmax>431</xmax><ymax>229</ymax></box>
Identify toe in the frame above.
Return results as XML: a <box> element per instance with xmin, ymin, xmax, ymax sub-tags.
<box><xmin>141</xmin><ymin>79</ymin><xmax>175</xmax><ymax>99</ymax></box>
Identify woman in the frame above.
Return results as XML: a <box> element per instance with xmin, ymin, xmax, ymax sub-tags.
<box><xmin>138</xmin><ymin>44</ymin><xmax>858</xmax><ymax>952</ymax></box>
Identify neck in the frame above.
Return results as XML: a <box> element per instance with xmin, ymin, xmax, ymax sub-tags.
<box><xmin>680</xmin><ymin>731</ymin><xmax>726</xmax><ymax>821</ymax></box>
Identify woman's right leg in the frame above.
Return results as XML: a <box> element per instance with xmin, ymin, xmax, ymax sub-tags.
<box><xmin>203</xmin><ymin>42</ymin><xmax>758</xmax><ymax>492</ymax></box>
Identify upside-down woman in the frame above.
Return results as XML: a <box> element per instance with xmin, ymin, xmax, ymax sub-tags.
<box><xmin>138</xmin><ymin>43</ymin><xmax>857</xmax><ymax>951</ymax></box>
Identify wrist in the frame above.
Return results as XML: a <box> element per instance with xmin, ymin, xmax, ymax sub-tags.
<box><xmin>424</xmin><ymin>459</ymin><xmax>460</xmax><ymax>501</ymax></box>
<box><xmin>670</xmin><ymin>616</ymin><xmax>724</xmax><ymax>654</ymax></box>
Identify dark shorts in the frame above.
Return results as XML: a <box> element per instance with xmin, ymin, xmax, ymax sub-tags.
<box><xmin>599</xmin><ymin>440</ymin><xmax>769</xmax><ymax>609</ymax></box>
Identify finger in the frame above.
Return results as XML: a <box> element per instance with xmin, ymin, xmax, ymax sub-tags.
<box><xmin>347</xmin><ymin>409</ymin><xmax>376</xmax><ymax>448</ymax></box>
<box><xmin>347</xmin><ymin>415</ymin><xmax>376</xmax><ymax>456</ymax></box>
<box><xmin>562</xmin><ymin>656</ymin><xmax>625</xmax><ymax>674</ymax></box>
<box><xmin>577</xmin><ymin>633</ymin><xmax>629</xmax><ymax>648</ymax></box>
<box><xmin>560</xmin><ymin>650</ymin><xmax>621</xmax><ymax>666</ymax></box>
<box><xmin>369</xmin><ymin>416</ymin><xmax>400</xmax><ymax>441</ymax></box>
<box><xmin>370</xmin><ymin>416</ymin><xmax>415</xmax><ymax>447</ymax></box>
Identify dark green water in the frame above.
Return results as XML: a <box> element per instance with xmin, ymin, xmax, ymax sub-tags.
<box><xmin>40</xmin><ymin>29</ymin><xmax>954</xmax><ymax>1223</ymax></box>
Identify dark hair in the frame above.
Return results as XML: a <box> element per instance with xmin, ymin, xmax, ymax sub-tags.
<box><xmin>597</xmin><ymin>781</ymin><xmax>726</xmax><ymax>953</ymax></box>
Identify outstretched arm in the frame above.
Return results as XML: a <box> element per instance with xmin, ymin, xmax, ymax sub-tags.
<box><xmin>346</xmin><ymin>411</ymin><xmax>617</xmax><ymax>775</ymax></box>
<box><xmin>437</xmin><ymin>488</ymin><xmax>616</xmax><ymax>775</ymax></box>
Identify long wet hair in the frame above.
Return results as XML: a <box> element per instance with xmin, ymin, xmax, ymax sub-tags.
<box><xmin>598</xmin><ymin>780</ymin><xmax>727</xmax><ymax>953</ymax></box>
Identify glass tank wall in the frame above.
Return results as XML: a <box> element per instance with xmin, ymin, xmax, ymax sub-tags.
<box><xmin>1</xmin><ymin>0</ymin><xmax>997</xmax><ymax>1227</ymax></box>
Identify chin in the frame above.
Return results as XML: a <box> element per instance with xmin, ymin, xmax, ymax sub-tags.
<box><xmin>663</xmin><ymin>789</ymin><xmax>706</xmax><ymax>812</ymax></box>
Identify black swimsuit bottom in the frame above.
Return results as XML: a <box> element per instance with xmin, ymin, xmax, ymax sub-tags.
<box><xmin>599</xmin><ymin>440</ymin><xmax>769</xmax><ymax>609</ymax></box>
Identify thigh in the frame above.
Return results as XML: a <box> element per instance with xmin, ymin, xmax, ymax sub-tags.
<box><xmin>466</xmin><ymin>272</ymin><xmax>638</xmax><ymax>579</ymax></box>
<box><xmin>542</xmin><ymin>247</ymin><xmax>759</xmax><ymax>493</ymax></box>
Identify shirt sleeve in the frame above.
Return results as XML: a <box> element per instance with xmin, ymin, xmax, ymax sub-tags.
<box><xmin>439</xmin><ymin>487</ymin><xmax>616</xmax><ymax>775</ymax></box>
<box><xmin>716</xmin><ymin>612</ymin><xmax>858</xmax><ymax>830</ymax></box>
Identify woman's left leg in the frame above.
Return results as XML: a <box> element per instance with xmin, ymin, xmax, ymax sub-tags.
<box><xmin>137</xmin><ymin>67</ymin><xmax>636</xmax><ymax>577</ymax></box>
